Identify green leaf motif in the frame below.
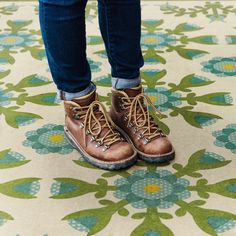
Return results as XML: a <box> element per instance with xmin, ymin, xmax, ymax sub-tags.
<box><xmin>169</xmin><ymin>74</ymin><xmax>214</xmax><ymax>92</ymax></box>
<box><xmin>50</xmin><ymin>178</ymin><xmax>115</xmax><ymax>199</ymax></box>
<box><xmin>131</xmin><ymin>208</ymin><xmax>174</xmax><ymax>236</ymax></box>
<box><xmin>94</xmin><ymin>75</ymin><xmax>112</xmax><ymax>87</ymax></box>
<box><xmin>23</xmin><ymin>93</ymin><xmax>58</xmax><ymax>106</ymax></box>
<box><xmin>191</xmin><ymin>178</ymin><xmax>236</xmax><ymax>199</ymax></box>
<box><xmin>175</xmin><ymin>149</ymin><xmax>231</xmax><ymax>178</ymax></box>
<box><xmin>0</xmin><ymin>49</ymin><xmax>15</xmax><ymax>64</ymax></box>
<box><xmin>0</xmin><ymin>210</ymin><xmax>14</xmax><ymax>226</ymax></box>
<box><xmin>142</xmin><ymin>19</ymin><xmax>164</xmax><ymax>32</ymax></box>
<box><xmin>25</xmin><ymin>46</ymin><xmax>45</xmax><ymax>60</ymax></box>
<box><xmin>170</xmin><ymin>106</ymin><xmax>222</xmax><ymax>128</ymax></box>
<box><xmin>0</xmin><ymin>211</ymin><xmax>14</xmax><ymax>221</ymax></box>
<box><xmin>143</xmin><ymin>48</ymin><xmax>166</xmax><ymax>65</ymax></box>
<box><xmin>73</xmin><ymin>159</ymin><xmax>97</xmax><ymax>169</ymax></box>
<box><xmin>187</xmin><ymin>92</ymin><xmax>233</xmax><ymax>106</ymax></box>
<box><xmin>0</xmin><ymin>70</ymin><xmax>10</xmax><ymax>80</ymax></box>
<box><xmin>181</xmin><ymin>35</ymin><xmax>218</xmax><ymax>45</ymax></box>
<box><xmin>7</xmin><ymin>20</ymin><xmax>32</xmax><ymax>33</ymax></box>
<box><xmin>10</xmin><ymin>74</ymin><xmax>51</xmax><ymax>92</ymax></box>
<box><xmin>0</xmin><ymin>149</ymin><xmax>30</xmax><ymax>169</ymax></box>
<box><xmin>226</xmin><ymin>35</ymin><xmax>236</xmax><ymax>45</ymax></box>
<box><xmin>87</xmin><ymin>36</ymin><xmax>103</xmax><ymax>45</ymax></box>
<box><xmin>141</xmin><ymin>69</ymin><xmax>167</xmax><ymax>88</ymax></box>
<box><xmin>171</xmin><ymin>23</ymin><xmax>203</xmax><ymax>35</ymax></box>
<box><xmin>172</xmin><ymin>45</ymin><xmax>208</xmax><ymax>60</ymax></box>
<box><xmin>0</xmin><ymin>178</ymin><xmax>41</xmax><ymax>199</ymax></box>
<box><xmin>176</xmin><ymin>201</ymin><xmax>236</xmax><ymax>235</ymax></box>
<box><xmin>1</xmin><ymin>106</ymin><xmax>42</xmax><ymax>128</ymax></box>
<box><xmin>63</xmin><ymin>200</ymin><xmax>128</xmax><ymax>235</ymax></box>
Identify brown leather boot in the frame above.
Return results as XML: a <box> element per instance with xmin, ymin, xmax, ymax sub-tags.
<box><xmin>110</xmin><ymin>85</ymin><xmax>175</xmax><ymax>163</ymax></box>
<box><xmin>63</xmin><ymin>90</ymin><xmax>137</xmax><ymax>170</ymax></box>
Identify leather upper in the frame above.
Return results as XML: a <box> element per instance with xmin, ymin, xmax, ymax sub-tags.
<box><xmin>64</xmin><ymin>90</ymin><xmax>135</xmax><ymax>162</ymax></box>
<box><xmin>109</xmin><ymin>86</ymin><xmax>174</xmax><ymax>156</ymax></box>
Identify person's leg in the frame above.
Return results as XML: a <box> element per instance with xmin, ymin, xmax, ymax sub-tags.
<box><xmin>98</xmin><ymin>0</ymin><xmax>175</xmax><ymax>163</ymax></box>
<box><xmin>97</xmin><ymin>0</ymin><xmax>144</xmax><ymax>89</ymax></box>
<box><xmin>39</xmin><ymin>0</ymin><xmax>96</xmax><ymax>100</ymax></box>
<box><xmin>38</xmin><ymin>0</ymin><xmax>137</xmax><ymax>170</ymax></box>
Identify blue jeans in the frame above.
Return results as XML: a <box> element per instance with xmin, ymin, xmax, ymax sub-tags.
<box><xmin>39</xmin><ymin>0</ymin><xmax>144</xmax><ymax>100</ymax></box>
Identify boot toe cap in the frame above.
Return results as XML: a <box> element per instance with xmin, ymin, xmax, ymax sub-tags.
<box><xmin>142</xmin><ymin>137</ymin><xmax>174</xmax><ymax>156</ymax></box>
<box><xmin>104</xmin><ymin>142</ymin><xmax>135</xmax><ymax>162</ymax></box>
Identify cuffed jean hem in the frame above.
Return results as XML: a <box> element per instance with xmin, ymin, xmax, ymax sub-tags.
<box><xmin>111</xmin><ymin>76</ymin><xmax>141</xmax><ymax>90</ymax></box>
<box><xmin>55</xmin><ymin>82</ymin><xmax>96</xmax><ymax>101</ymax></box>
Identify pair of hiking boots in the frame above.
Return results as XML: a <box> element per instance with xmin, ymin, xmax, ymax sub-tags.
<box><xmin>64</xmin><ymin>85</ymin><xmax>175</xmax><ymax>170</ymax></box>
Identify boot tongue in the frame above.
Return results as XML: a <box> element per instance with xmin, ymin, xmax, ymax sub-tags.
<box><xmin>72</xmin><ymin>90</ymin><xmax>97</xmax><ymax>107</ymax></box>
<box><xmin>122</xmin><ymin>85</ymin><xmax>142</xmax><ymax>98</ymax></box>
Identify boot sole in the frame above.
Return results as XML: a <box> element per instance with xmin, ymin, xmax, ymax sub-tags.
<box><xmin>64</xmin><ymin>126</ymin><xmax>137</xmax><ymax>170</ymax></box>
<box><xmin>115</xmin><ymin>126</ymin><xmax>175</xmax><ymax>164</ymax></box>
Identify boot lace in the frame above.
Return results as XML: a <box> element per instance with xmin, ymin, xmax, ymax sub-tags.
<box><xmin>121</xmin><ymin>93</ymin><xmax>165</xmax><ymax>143</ymax></box>
<box><xmin>71</xmin><ymin>101</ymin><xmax>122</xmax><ymax>150</ymax></box>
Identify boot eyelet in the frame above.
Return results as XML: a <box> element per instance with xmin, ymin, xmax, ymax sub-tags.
<box><xmin>137</xmin><ymin>133</ymin><xmax>144</xmax><ymax>140</ymax></box>
<box><xmin>124</xmin><ymin>115</ymin><xmax>128</xmax><ymax>121</ymax></box>
<box><xmin>73</xmin><ymin>114</ymin><xmax>80</xmax><ymax>119</ymax></box>
<box><xmin>91</xmin><ymin>136</ymin><xmax>96</xmax><ymax>142</ymax></box>
<box><xmin>86</xmin><ymin>130</ymin><xmax>91</xmax><ymax>135</ymax></box>
<box><xmin>95</xmin><ymin>141</ymin><xmax>103</xmax><ymax>148</ymax></box>
<box><xmin>127</xmin><ymin>121</ymin><xmax>134</xmax><ymax>128</ymax></box>
<box><xmin>120</xmin><ymin>104</ymin><xmax>125</xmax><ymax>110</ymax></box>
<box><xmin>143</xmin><ymin>137</ymin><xmax>150</xmax><ymax>145</ymax></box>
<box><xmin>102</xmin><ymin>144</ymin><xmax>110</xmax><ymax>152</ymax></box>
<box><xmin>72</xmin><ymin>107</ymin><xmax>80</xmax><ymax>112</ymax></box>
<box><xmin>133</xmin><ymin>127</ymin><xmax>138</xmax><ymax>134</ymax></box>
<box><xmin>80</xmin><ymin>123</ymin><xmax>84</xmax><ymax>129</ymax></box>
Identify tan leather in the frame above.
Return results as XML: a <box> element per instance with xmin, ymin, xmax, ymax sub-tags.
<box><xmin>109</xmin><ymin>85</ymin><xmax>174</xmax><ymax>157</ymax></box>
<box><xmin>64</xmin><ymin>90</ymin><xmax>135</xmax><ymax>163</ymax></box>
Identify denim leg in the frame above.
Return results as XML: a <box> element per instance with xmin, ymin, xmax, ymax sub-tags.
<box><xmin>39</xmin><ymin>0</ymin><xmax>96</xmax><ymax>100</ymax></box>
<box><xmin>97</xmin><ymin>0</ymin><xmax>144</xmax><ymax>89</ymax></box>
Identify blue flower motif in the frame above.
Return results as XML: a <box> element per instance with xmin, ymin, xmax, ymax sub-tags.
<box><xmin>208</xmin><ymin>15</ymin><xmax>226</xmax><ymax>22</ymax></box>
<box><xmin>1</xmin><ymin>4</ymin><xmax>18</xmax><ymax>12</ymax></box>
<box><xmin>0</xmin><ymin>150</ymin><xmax>26</xmax><ymax>166</ymax></box>
<box><xmin>114</xmin><ymin>169</ymin><xmax>191</xmax><ymax>209</ymax></box>
<box><xmin>144</xmin><ymin>87</ymin><xmax>182</xmax><ymax>112</ymax></box>
<box><xmin>0</xmin><ymin>32</ymin><xmax>36</xmax><ymax>50</ymax></box>
<box><xmin>189</xmin><ymin>75</ymin><xmax>211</xmax><ymax>85</ymax></box>
<box><xmin>208</xmin><ymin>216</ymin><xmax>236</xmax><ymax>233</ymax></box>
<box><xmin>69</xmin><ymin>216</ymin><xmax>97</xmax><ymax>232</ymax></box>
<box><xmin>226</xmin><ymin>36</ymin><xmax>236</xmax><ymax>45</ymax></box>
<box><xmin>144</xmin><ymin>230</ymin><xmax>161</xmax><ymax>236</ymax></box>
<box><xmin>0</xmin><ymin>219</ymin><xmax>7</xmax><ymax>226</ymax></box>
<box><xmin>141</xmin><ymin>32</ymin><xmax>177</xmax><ymax>49</ymax></box>
<box><xmin>51</xmin><ymin>181</ymin><xmax>78</xmax><ymax>196</ymax></box>
<box><xmin>0</xmin><ymin>88</ymin><xmax>13</xmax><ymax>106</ymax></box>
<box><xmin>14</xmin><ymin>180</ymin><xmax>40</xmax><ymax>197</ymax></box>
<box><xmin>160</xmin><ymin>3</ymin><xmax>178</xmax><ymax>11</ymax></box>
<box><xmin>212</xmin><ymin>124</ymin><xmax>236</xmax><ymax>154</ymax></box>
<box><xmin>88</xmin><ymin>58</ymin><xmax>102</xmax><ymax>72</ymax></box>
<box><xmin>201</xmin><ymin>57</ymin><xmax>236</xmax><ymax>77</ymax></box>
<box><xmin>23</xmin><ymin>124</ymin><xmax>74</xmax><ymax>155</ymax></box>
<box><xmin>181</xmin><ymin>23</ymin><xmax>202</xmax><ymax>31</ymax></box>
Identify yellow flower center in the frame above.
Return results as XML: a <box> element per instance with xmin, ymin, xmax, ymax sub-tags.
<box><xmin>4</xmin><ymin>37</ymin><xmax>18</xmax><ymax>44</ymax></box>
<box><xmin>144</xmin><ymin>184</ymin><xmax>161</xmax><ymax>193</ymax></box>
<box><xmin>146</xmin><ymin>37</ymin><xmax>158</xmax><ymax>43</ymax></box>
<box><xmin>149</xmin><ymin>96</ymin><xmax>157</xmax><ymax>103</ymax></box>
<box><xmin>223</xmin><ymin>63</ymin><xmax>236</xmax><ymax>70</ymax></box>
<box><xmin>49</xmin><ymin>134</ymin><xmax>64</xmax><ymax>143</ymax></box>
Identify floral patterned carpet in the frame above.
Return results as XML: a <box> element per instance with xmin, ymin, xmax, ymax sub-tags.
<box><xmin>0</xmin><ymin>1</ymin><xmax>236</xmax><ymax>236</ymax></box>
